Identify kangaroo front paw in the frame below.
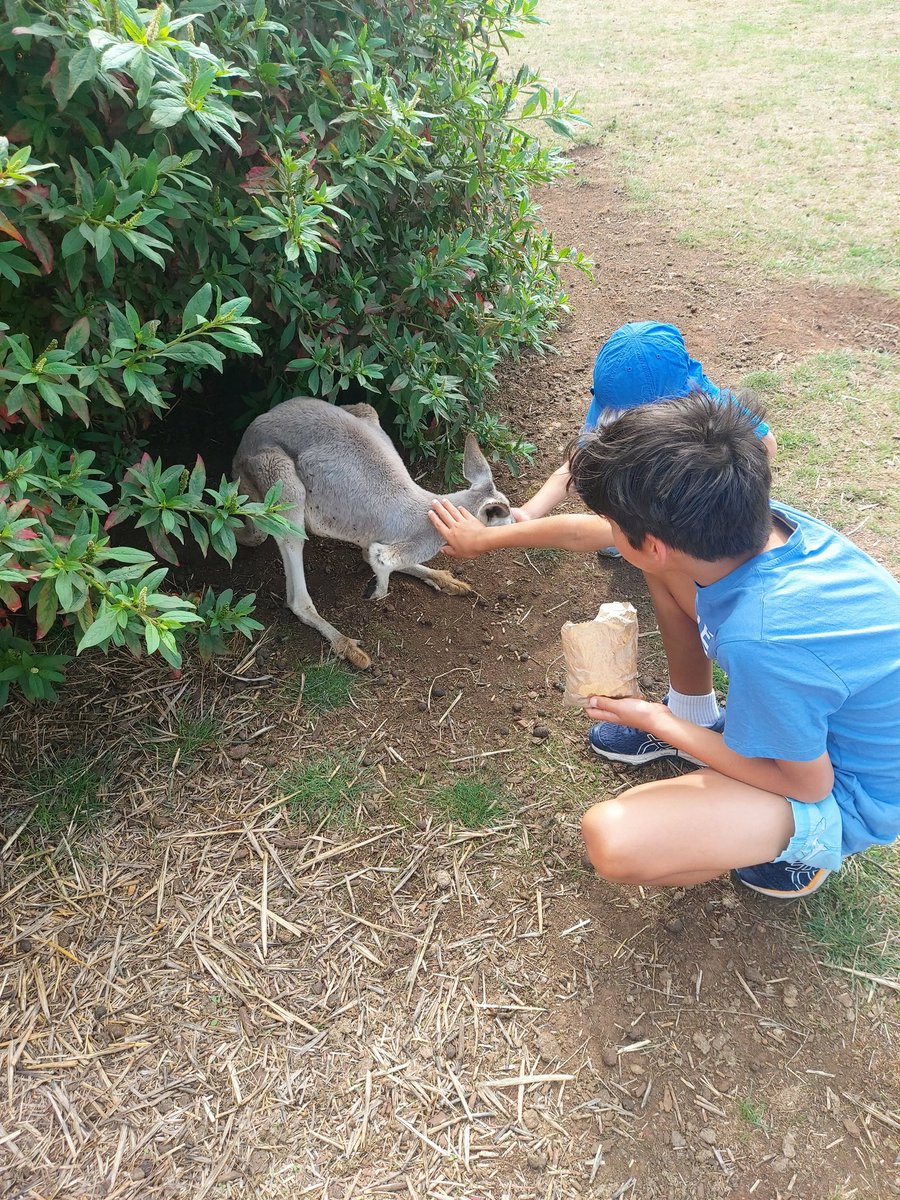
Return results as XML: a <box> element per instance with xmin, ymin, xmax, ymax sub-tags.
<box><xmin>334</xmin><ymin>636</ymin><xmax>372</xmax><ymax>670</ymax></box>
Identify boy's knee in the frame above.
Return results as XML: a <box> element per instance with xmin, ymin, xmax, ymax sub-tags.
<box><xmin>581</xmin><ymin>800</ymin><xmax>642</xmax><ymax>883</ymax></box>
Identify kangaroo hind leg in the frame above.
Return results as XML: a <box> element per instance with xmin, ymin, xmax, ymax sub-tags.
<box><xmin>257</xmin><ymin>452</ymin><xmax>369</xmax><ymax>670</ymax></box>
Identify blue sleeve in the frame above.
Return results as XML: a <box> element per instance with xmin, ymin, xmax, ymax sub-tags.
<box><xmin>716</xmin><ymin>391</ymin><xmax>770</xmax><ymax>438</ymax></box>
<box><xmin>717</xmin><ymin>639</ymin><xmax>848</xmax><ymax>763</ymax></box>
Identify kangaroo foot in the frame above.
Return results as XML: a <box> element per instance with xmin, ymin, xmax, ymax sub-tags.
<box><xmin>334</xmin><ymin>635</ymin><xmax>372</xmax><ymax>670</ymax></box>
<box><xmin>430</xmin><ymin>571</ymin><xmax>472</xmax><ymax>595</ymax></box>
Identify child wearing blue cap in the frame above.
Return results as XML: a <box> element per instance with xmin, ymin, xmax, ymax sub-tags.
<box><xmin>514</xmin><ymin>321</ymin><xmax>776</xmax><ymax>523</ymax></box>
<box><xmin>428</xmin><ymin>321</ymin><xmax>778</xmax><ymax>766</ymax></box>
<box><xmin>430</xmin><ymin>394</ymin><xmax>900</xmax><ymax>900</ymax></box>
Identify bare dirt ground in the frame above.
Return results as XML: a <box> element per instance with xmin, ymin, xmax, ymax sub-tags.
<box><xmin>2</xmin><ymin>148</ymin><xmax>899</xmax><ymax>1200</ymax></box>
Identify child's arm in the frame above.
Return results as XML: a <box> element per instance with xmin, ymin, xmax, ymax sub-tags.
<box><xmin>429</xmin><ymin>498</ymin><xmax>615</xmax><ymax>558</ymax></box>
<box><xmin>587</xmin><ymin>696</ymin><xmax>834</xmax><ymax>803</ymax></box>
<box><xmin>516</xmin><ymin>462</ymin><xmax>573</xmax><ymax>520</ymax></box>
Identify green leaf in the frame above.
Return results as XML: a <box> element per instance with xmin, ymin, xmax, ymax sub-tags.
<box><xmin>65</xmin><ymin>317</ymin><xmax>90</xmax><ymax>354</ymax></box>
<box><xmin>150</xmin><ymin>100</ymin><xmax>188</xmax><ymax>129</ymax></box>
<box><xmin>77</xmin><ymin>602</ymin><xmax>120</xmax><ymax>652</ymax></box>
<box><xmin>181</xmin><ymin>283</ymin><xmax>213</xmax><ymax>331</ymax></box>
<box><xmin>66</xmin><ymin>45</ymin><xmax>98</xmax><ymax>98</ymax></box>
<box><xmin>162</xmin><ymin>341</ymin><xmax>225</xmax><ymax>370</ymax></box>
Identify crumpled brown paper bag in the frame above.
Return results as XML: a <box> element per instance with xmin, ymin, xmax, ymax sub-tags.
<box><xmin>561</xmin><ymin>601</ymin><xmax>640</xmax><ymax>707</ymax></box>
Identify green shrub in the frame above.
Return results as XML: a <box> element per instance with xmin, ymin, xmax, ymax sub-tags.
<box><xmin>0</xmin><ymin>0</ymin><xmax>586</xmax><ymax>701</ymax></box>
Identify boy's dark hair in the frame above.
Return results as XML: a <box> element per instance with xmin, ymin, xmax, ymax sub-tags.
<box><xmin>569</xmin><ymin>393</ymin><xmax>772</xmax><ymax>561</ymax></box>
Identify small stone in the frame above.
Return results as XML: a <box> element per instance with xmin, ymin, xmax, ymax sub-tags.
<box><xmin>434</xmin><ymin>869</ymin><xmax>453</xmax><ymax>891</ymax></box>
<box><xmin>512</xmin><ymin>702</ymin><xmax>523</xmax><ymax>714</ymax></box>
<box><xmin>782</xmin><ymin>1132</ymin><xmax>797</xmax><ymax>1159</ymax></box>
<box><xmin>532</xmin><ymin>724</ymin><xmax>550</xmax><ymax>739</ymax></box>
<box><xmin>56</xmin><ymin>930</ymin><xmax>72</xmax><ymax>949</ymax></box>
<box><xmin>261</xmin><ymin>754</ymin><xmax>279</xmax><ymax>768</ymax></box>
<box><xmin>525</xmin><ymin>1150</ymin><xmax>548</xmax><ymax>1170</ymax></box>
<box><xmin>432</xmin><ymin>686</ymin><xmax>446</xmax><ymax>698</ymax></box>
<box><xmin>522</xmin><ymin>1108</ymin><xmax>541</xmax><ymax>1131</ymax></box>
<box><xmin>225</xmin><ymin>743</ymin><xmax>251</xmax><ymax>761</ymax></box>
<box><xmin>248</xmin><ymin>1149</ymin><xmax>269</xmax><ymax>1174</ymax></box>
<box><xmin>744</xmin><ymin>964</ymin><xmax>764</xmax><ymax>984</ymax></box>
<box><xmin>639</xmin><ymin>674</ymin><xmax>656</xmax><ymax>692</ymax></box>
<box><xmin>664</xmin><ymin>917</ymin><xmax>684</xmax><ymax>934</ymax></box>
<box><xmin>671</xmin><ymin>1130</ymin><xmax>686</xmax><ymax>1150</ymax></box>
<box><xmin>417</xmin><ymin>700</ymin><xmax>427</xmax><ymax>712</ymax></box>
<box><xmin>718</xmin><ymin>915</ymin><xmax>737</xmax><ymax>933</ymax></box>
<box><xmin>309</xmin><ymin>979</ymin><xmax>324</xmax><ymax>996</ymax></box>
<box><xmin>536</xmin><ymin>1030</ymin><xmax>562</xmax><ymax>1062</ymax></box>
<box><xmin>782</xmin><ymin>983</ymin><xmax>799</xmax><ymax>1009</ymax></box>
<box><xmin>497</xmin><ymin>726</ymin><xmax>510</xmax><ymax>737</ymax></box>
<box><xmin>692</xmin><ymin>1032</ymin><xmax>711</xmax><ymax>1055</ymax></box>
<box><xmin>519</xmin><ymin>650</ymin><xmax>530</xmax><ymax>661</ymax></box>
<box><xmin>362</xmin><ymin>752</ymin><xmax>382</xmax><ymax>767</ymax></box>
<box><xmin>601</xmin><ymin>1046</ymin><xmax>618</xmax><ymax>1068</ymax></box>
<box><xmin>843</xmin><ymin>1118</ymin><xmax>861</xmax><ymax>1137</ymax></box>
<box><xmin>699</xmin><ymin>1127</ymin><xmax>717</xmax><ymax>1145</ymax></box>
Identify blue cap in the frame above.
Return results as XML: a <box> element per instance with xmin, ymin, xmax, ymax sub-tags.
<box><xmin>589</xmin><ymin>321</ymin><xmax>719</xmax><ymax>417</ymax></box>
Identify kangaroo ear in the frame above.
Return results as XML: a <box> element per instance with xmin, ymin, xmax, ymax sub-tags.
<box><xmin>462</xmin><ymin>434</ymin><xmax>492</xmax><ymax>486</ymax></box>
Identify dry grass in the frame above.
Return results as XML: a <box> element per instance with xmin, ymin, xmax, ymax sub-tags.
<box><xmin>2</xmin><ymin>645</ymin><xmax>898</xmax><ymax>1199</ymax></box>
<box><xmin>511</xmin><ymin>0</ymin><xmax>900</xmax><ymax>292</ymax></box>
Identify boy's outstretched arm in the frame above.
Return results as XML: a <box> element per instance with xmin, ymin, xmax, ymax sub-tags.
<box><xmin>429</xmin><ymin>499</ymin><xmax>615</xmax><ymax>558</ymax></box>
<box><xmin>516</xmin><ymin>462</ymin><xmax>573</xmax><ymax>520</ymax></box>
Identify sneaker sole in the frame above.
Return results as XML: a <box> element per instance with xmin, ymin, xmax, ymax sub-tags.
<box><xmin>589</xmin><ymin>743</ymin><xmax>680</xmax><ymax>765</ymax></box>
<box><xmin>732</xmin><ymin>868</ymin><xmax>830</xmax><ymax>900</ymax></box>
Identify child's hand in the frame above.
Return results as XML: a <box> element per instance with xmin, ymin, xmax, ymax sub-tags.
<box><xmin>510</xmin><ymin>507</ymin><xmax>532</xmax><ymax>523</ymax></box>
<box><xmin>585</xmin><ymin>695</ymin><xmax>661</xmax><ymax>732</ymax></box>
<box><xmin>428</xmin><ymin>499</ymin><xmax>489</xmax><ymax>558</ymax></box>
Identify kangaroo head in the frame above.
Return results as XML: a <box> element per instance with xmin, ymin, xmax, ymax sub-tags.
<box><xmin>462</xmin><ymin>434</ymin><xmax>513</xmax><ymax>527</ymax></box>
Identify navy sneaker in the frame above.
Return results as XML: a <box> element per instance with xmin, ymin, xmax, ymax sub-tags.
<box><xmin>733</xmin><ymin>860</ymin><xmax>831</xmax><ymax>900</ymax></box>
<box><xmin>596</xmin><ymin>546</ymin><xmax>622</xmax><ymax>561</ymax></box>
<box><xmin>588</xmin><ymin>708</ymin><xmax>725</xmax><ymax>766</ymax></box>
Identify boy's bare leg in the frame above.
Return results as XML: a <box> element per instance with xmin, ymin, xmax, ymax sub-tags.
<box><xmin>644</xmin><ymin>570</ymin><xmax>713</xmax><ymax>696</ymax></box>
<box><xmin>582</xmin><ymin>770</ymin><xmax>794</xmax><ymax>887</ymax></box>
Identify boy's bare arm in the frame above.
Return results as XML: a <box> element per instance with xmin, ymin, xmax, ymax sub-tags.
<box><xmin>518</xmin><ymin>462</ymin><xmax>573</xmax><ymax>519</ymax></box>
<box><xmin>429</xmin><ymin>499</ymin><xmax>614</xmax><ymax>558</ymax></box>
<box><xmin>587</xmin><ymin>696</ymin><xmax>834</xmax><ymax>803</ymax></box>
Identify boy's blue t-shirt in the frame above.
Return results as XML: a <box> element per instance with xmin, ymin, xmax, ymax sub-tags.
<box><xmin>695</xmin><ymin>503</ymin><xmax>900</xmax><ymax>857</ymax></box>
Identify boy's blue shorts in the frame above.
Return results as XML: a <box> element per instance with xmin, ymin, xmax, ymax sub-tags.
<box><xmin>776</xmin><ymin>793</ymin><xmax>844</xmax><ymax>872</ymax></box>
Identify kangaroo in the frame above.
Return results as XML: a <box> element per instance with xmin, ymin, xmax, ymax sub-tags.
<box><xmin>232</xmin><ymin>397</ymin><xmax>512</xmax><ymax>669</ymax></box>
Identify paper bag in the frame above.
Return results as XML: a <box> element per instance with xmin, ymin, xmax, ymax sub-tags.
<box><xmin>561</xmin><ymin>601</ymin><xmax>640</xmax><ymax>707</ymax></box>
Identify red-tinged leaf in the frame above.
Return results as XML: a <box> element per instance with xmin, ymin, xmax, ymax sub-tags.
<box><xmin>0</xmin><ymin>583</ymin><xmax>23</xmax><ymax>612</ymax></box>
<box><xmin>25</xmin><ymin>226</ymin><xmax>53</xmax><ymax>274</ymax></box>
<box><xmin>240</xmin><ymin>165</ymin><xmax>277</xmax><ymax>196</ymax></box>
<box><xmin>147</xmin><ymin>524</ymin><xmax>179</xmax><ymax>564</ymax></box>
<box><xmin>0</xmin><ymin>213</ymin><xmax>25</xmax><ymax>245</ymax></box>
<box><xmin>20</xmin><ymin>388</ymin><xmax>42</xmax><ymax>429</ymax></box>
<box><xmin>238</xmin><ymin>129</ymin><xmax>259</xmax><ymax>158</ymax></box>
<box><xmin>103</xmin><ymin>507</ymin><xmax>128</xmax><ymax>530</ymax></box>
<box><xmin>34</xmin><ymin>579</ymin><xmax>58</xmax><ymax>639</ymax></box>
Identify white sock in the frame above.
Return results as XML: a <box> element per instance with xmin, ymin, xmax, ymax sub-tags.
<box><xmin>666</xmin><ymin>686</ymin><xmax>721</xmax><ymax>727</ymax></box>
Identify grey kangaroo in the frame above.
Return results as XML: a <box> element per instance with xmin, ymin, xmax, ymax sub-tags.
<box><xmin>232</xmin><ymin>397</ymin><xmax>512</xmax><ymax>669</ymax></box>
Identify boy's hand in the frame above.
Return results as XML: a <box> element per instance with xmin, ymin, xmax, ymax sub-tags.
<box><xmin>428</xmin><ymin>499</ymin><xmax>489</xmax><ymax>558</ymax></box>
<box><xmin>510</xmin><ymin>507</ymin><xmax>532</xmax><ymax>523</ymax></box>
<box><xmin>585</xmin><ymin>695</ymin><xmax>661</xmax><ymax>732</ymax></box>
